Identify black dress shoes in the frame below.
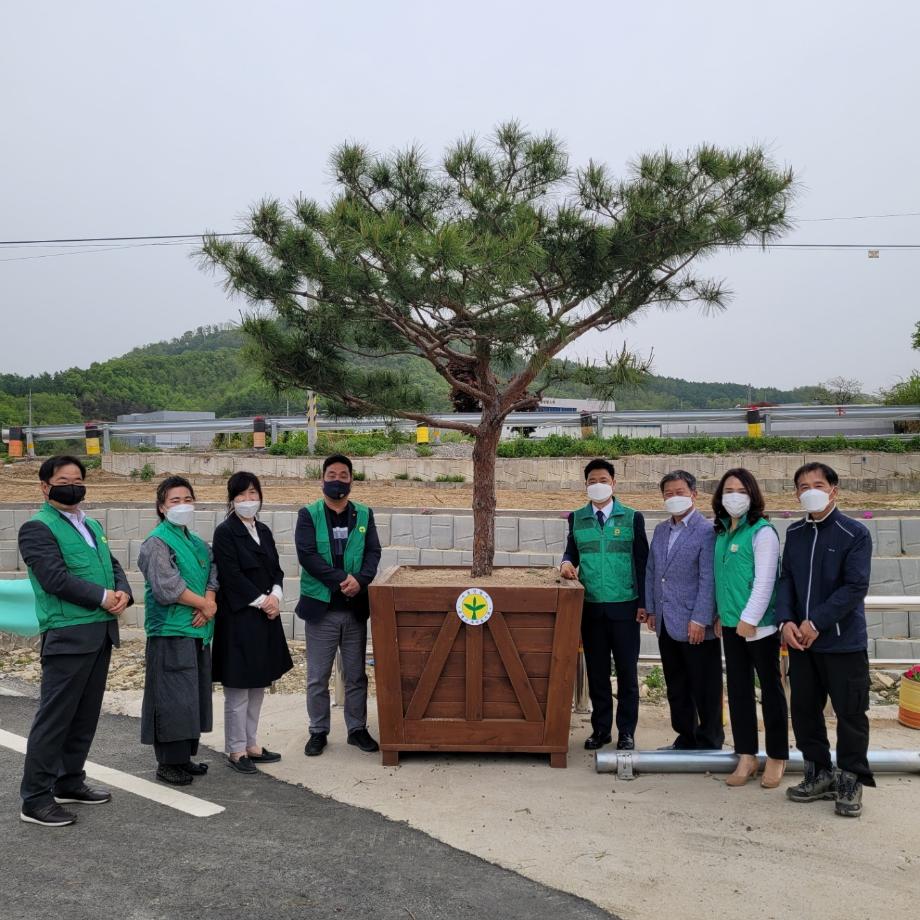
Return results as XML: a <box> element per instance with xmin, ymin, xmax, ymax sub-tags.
<box><xmin>304</xmin><ymin>733</ymin><xmax>328</xmax><ymax>757</ymax></box>
<box><xmin>180</xmin><ymin>761</ymin><xmax>209</xmax><ymax>776</ymax></box>
<box><xmin>584</xmin><ymin>732</ymin><xmax>612</xmax><ymax>751</ymax></box>
<box><xmin>20</xmin><ymin>801</ymin><xmax>77</xmax><ymax>827</ymax></box>
<box><xmin>347</xmin><ymin>729</ymin><xmax>380</xmax><ymax>753</ymax></box>
<box><xmin>248</xmin><ymin>748</ymin><xmax>281</xmax><ymax>764</ymax></box>
<box><xmin>53</xmin><ymin>783</ymin><xmax>112</xmax><ymax>805</ymax></box>
<box><xmin>157</xmin><ymin>764</ymin><xmax>194</xmax><ymax>786</ymax></box>
<box><xmin>616</xmin><ymin>733</ymin><xmax>635</xmax><ymax>751</ymax></box>
<box><xmin>227</xmin><ymin>755</ymin><xmax>258</xmax><ymax>774</ymax></box>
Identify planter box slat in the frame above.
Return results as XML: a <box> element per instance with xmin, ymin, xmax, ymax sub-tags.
<box><xmin>371</xmin><ymin>567</ymin><xmax>583</xmax><ymax>767</ymax></box>
<box><xmin>398</xmin><ymin>650</ymin><xmax>553</xmax><ymax>679</ymax></box>
<box><xmin>404</xmin><ymin>721</ymin><xmax>545</xmax><ymax>746</ymax></box>
<box><xmin>401</xmin><ymin>676</ymin><xmax>550</xmax><ymax>705</ymax></box>
<box><xmin>392</xmin><ymin>585</ymin><xmax>560</xmax><ymax>613</ymax></box>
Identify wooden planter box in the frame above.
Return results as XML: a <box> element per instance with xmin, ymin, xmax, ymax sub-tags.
<box><xmin>369</xmin><ymin>567</ymin><xmax>584</xmax><ymax>767</ymax></box>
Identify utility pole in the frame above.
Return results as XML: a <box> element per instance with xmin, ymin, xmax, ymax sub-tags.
<box><xmin>307</xmin><ymin>390</ymin><xmax>317</xmax><ymax>455</ymax></box>
<box><xmin>26</xmin><ymin>389</ymin><xmax>36</xmax><ymax>457</ymax></box>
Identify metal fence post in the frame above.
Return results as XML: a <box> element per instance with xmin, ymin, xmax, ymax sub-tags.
<box><xmin>573</xmin><ymin>647</ymin><xmax>591</xmax><ymax>713</ymax></box>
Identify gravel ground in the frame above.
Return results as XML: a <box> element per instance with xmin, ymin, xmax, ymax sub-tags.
<box><xmin>3</xmin><ymin>461</ymin><xmax>918</xmax><ymax>511</ymax></box>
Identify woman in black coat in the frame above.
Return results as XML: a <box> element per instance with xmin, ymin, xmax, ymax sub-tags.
<box><xmin>212</xmin><ymin>472</ymin><xmax>293</xmax><ymax>774</ymax></box>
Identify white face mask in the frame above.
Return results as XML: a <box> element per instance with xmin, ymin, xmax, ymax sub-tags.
<box><xmin>664</xmin><ymin>495</ymin><xmax>693</xmax><ymax>516</ymax></box>
<box><xmin>165</xmin><ymin>504</ymin><xmax>195</xmax><ymax>527</ymax></box>
<box><xmin>799</xmin><ymin>488</ymin><xmax>831</xmax><ymax>514</ymax></box>
<box><xmin>722</xmin><ymin>493</ymin><xmax>751</xmax><ymax>518</ymax></box>
<box><xmin>586</xmin><ymin>482</ymin><xmax>614</xmax><ymax>503</ymax></box>
<box><xmin>234</xmin><ymin>500</ymin><xmax>261</xmax><ymax>520</ymax></box>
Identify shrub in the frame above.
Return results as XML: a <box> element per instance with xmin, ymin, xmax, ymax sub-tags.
<box><xmin>496</xmin><ymin>433</ymin><xmax>920</xmax><ymax>458</ymax></box>
<box><xmin>435</xmin><ymin>474</ymin><xmax>465</xmax><ymax>483</ymax></box>
<box><xmin>416</xmin><ymin>445</ymin><xmax>433</xmax><ymax>457</ymax></box>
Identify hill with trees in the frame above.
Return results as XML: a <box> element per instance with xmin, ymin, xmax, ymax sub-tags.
<box><xmin>1</xmin><ymin>323</ymin><xmax>827</xmax><ymax>426</ymax></box>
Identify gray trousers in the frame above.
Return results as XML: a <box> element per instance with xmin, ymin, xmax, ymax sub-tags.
<box><xmin>224</xmin><ymin>687</ymin><xmax>265</xmax><ymax>754</ymax></box>
<box><xmin>21</xmin><ymin>636</ymin><xmax>112</xmax><ymax>807</ymax></box>
<box><xmin>305</xmin><ymin>609</ymin><xmax>367</xmax><ymax>735</ymax></box>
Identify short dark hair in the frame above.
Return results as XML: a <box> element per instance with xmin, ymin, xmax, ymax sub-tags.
<box><xmin>584</xmin><ymin>458</ymin><xmax>615</xmax><ymax>480</ymax></box>
<box><xmin>323</xmin><ymin>453</ymin><xmax>353</xmax><ymax>477</ymax></box>
<box><xmin>793</xmin><ymin>462</ymin><xmax>839</xmax><ymax>488</ymax></box>
<box><xmin>38</xmin><ymin>455</ymin><xmax>86</xmax><ymax>483</ymax></box>
<box><xmin>155</xmin><ymin>475</ymin><xmax>196</xmax><ymax>521</ymax></box>
<box><xmin>226</xmin><ymin>471</ymin><xmax>263</xmax><ymax>516</ymax></box>
<box><xmin>712</xmin><ymin>467</ymin><xmax>767</xmax><ymax>534</ymax></box>
<box><xmin>659</xmin><ymin>469</ymin><xmax>697</xmax><ymax>492</ymax></box>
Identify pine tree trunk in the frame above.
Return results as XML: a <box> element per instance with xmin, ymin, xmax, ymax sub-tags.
<box><xmin>470</xmin><ymin>418</ymin><xmax>501</xmax><ymax>577</ymax></box>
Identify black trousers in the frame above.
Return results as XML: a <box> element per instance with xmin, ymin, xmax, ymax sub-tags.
<box><xmin>581</xmin><ymin>607</ymin><xmax>640</xmax><ymax>737</ymax></box>
<box><xmin>788</xmin><ymin>648</ymin><xmax>875</xmax><ymax>785</ymax></box>
<box><xmin>658</xmin><ymin>623</ymin><xmax>724</xmax><ymax>749</ymax></box>
<box><xmin>20</xmin><ymin>636</ymin><xmax>112</xmax><ymax>807</ymax></box>
<box><xmin>155</xmin><ymin>739</ymin><xmax>201</xmax><ymax>766</ymax></box>
<box><xmin>722</xmin><ymin>626</ymin><xmax>789</xmax><ymax>759</ymax></box>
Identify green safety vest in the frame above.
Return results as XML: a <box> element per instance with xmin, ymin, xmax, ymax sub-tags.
<box><xmin>27</xmin><ymin>503</ymin><xmax>116</xmax><ymax>633</ymax></box>
<box><xmin>143</xmin><ymin>519</ymin><xmax>214</xmax><ymax>644</ymax></box>
<box><xmin>714</xmin><ymin>516</ymin><xmax>778</xmax><ymax>628</ymax></box>
<box><xmin>299</xmin><ymin>499</ymin><xmax>369</xmax><ymax>603</ymax></box>
<box><xmin>572</xmin><ymin>500</ymin><xmax>638</xmax><ymax>604</ymax></box>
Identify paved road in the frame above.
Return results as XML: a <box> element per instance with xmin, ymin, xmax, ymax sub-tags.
<box><xmin>0</xmin><ymin>684</ymin><xmax>616</xmax><ymax>920</ymax></box>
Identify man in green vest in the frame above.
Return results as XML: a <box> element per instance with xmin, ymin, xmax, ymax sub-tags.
<box><xmin>295</xmin><ymin>453</ymin><xmax>382</xmax><ymax>757</ymax></box>
<box><xmin>561</xmin><ymin>459</ymin><xmax>649</xmax><ymax>751</ymax></box>
<box><xmin>17</xmin><ymin>455</ymin><xmax>132</xmax><ymax>827</ymax></box>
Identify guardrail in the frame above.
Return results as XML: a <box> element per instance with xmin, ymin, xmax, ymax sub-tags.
<box><xmin>5</xmin><ymin>403</ymin><xmax>920</xmax><ymax>449</ymax></box>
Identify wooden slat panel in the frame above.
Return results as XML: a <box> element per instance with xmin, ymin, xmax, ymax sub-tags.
<box><xmin>465</xmin><ymin>624</ymin><xmax>483</xmax><ymax>721</ymax></box>
<box><xmin>368</xmin><ymin>585</ymin><xmax>406</xmax><ymax>745</ymax></box>
<box><xmin>421</xmin><ymin>701</ymin><xmax>525</xmax><ymax>719</ymax></box>
<box><xmin>398</xmin><ymin>626</ymin><xmax>466</xmax><ymax>652</ymax></box>
<box><xmin>400</xmin><ymin>625</ymin><xmax>555</xmax><ymax>653</ymax></box>
<box><xmin>487</xmin><ymin>612</ymin><xmax>544</xmax><ymax>722</ymax></box>
<box><xmin>399</xmin><ymin>650</ymin><xmax>553</xmax><ymax>680</ymax></box>
<box><xmin>381</xmin><ymin>742</ymin><xmax>567</xmax><ymax>754</ymax></box>
<box><xmin>392</xmin><ymin>588</ymin><xmax>457</xmax><ymax>612</ymax></box>
<box><xmin>404</xmin><ymin>720</ymin><xmax>545</xmax><ymax>746</ymax></box>
<box><xmin>486</xmin><ymin>587</ymin><xmax>560</xmax><ymax>613</ymax></box>
<box><xmin>402</xmin><ymin>677</ymin><xmax>549</xmax><ymax>704</ymax></box>
<box><xmin>404</xmin><ymin>614</ymin><xmax>462</xmax><ymax>720</ymax></box>
<box><xmin>542</xmin><ymin>586</ymin><xmax>584</xmax><ymax>747</ymax></box>
<box><xmin>392</xmin><ymin>586</ymin><xmax>559</xmax><ymax>613</ymax></box>
<box><xmin>397</xmin><ymin>611</ymin><xmax>557</xmax><ymax>628</ymax></box>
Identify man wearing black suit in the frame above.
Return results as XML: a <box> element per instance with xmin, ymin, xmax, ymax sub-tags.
<box><xmin>17</xmin><ymin>455</ymin><xmax>132</xmax><ymax>827</ymax></box>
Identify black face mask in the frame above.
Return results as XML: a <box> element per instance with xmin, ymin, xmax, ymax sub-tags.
<box><xmin>48</xmin><ymin>484</ymin><xmax>87</xmax><ymax>506</ymax></box>
<box><xmin>322</xmin><ymin>480</ymin><xmax>351</xmax><ymax>501</ymax></box>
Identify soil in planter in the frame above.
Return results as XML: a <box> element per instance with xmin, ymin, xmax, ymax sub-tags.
<box><xmin>386</xmin><ymin>566</ymin><xmax>566</xmax><ymax>587</ymax></box>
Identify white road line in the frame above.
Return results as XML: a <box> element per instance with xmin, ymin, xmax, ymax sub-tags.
<box><xmin>0</xmin><ymin>729</ymin><xmax>225</xmax><ymax>818</ymax></box>
<box><xmin>0</xmin><ymin>686</ymin><xmax>24</xmax><ymax>697</ymax></box>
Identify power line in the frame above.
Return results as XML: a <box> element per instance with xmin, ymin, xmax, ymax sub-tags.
<box><xmin>798</xmin><ymin>210</ymin><xmax>920</xmax><ymax>222</ymax></box>
<box><xmin>0</xmin><ymin>231</ymin><xmax>248</xmax><ymax>245</ymax></box>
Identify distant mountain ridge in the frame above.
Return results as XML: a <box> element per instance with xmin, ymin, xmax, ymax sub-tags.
<box><xmin>0</xmin><ymin>324</ymin><xmax>824</xmax><ymax>426</ymax></box>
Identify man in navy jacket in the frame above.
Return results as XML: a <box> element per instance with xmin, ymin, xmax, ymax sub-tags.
<box><xmin>776</xmin><ymin>462</ymin><xmax>874</xmax><ymax>817</ymax></box>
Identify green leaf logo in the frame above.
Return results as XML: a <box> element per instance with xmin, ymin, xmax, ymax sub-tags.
<box><xmin>464</xmin><ymin>598</ymin><xmax>486</xmax><ymax>619</ymax></box>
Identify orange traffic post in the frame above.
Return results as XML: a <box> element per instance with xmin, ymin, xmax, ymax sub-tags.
<box><xmin>8</xmin><ymin>426</ymin><xmax>24</xmax><ymax>458</ymax></box>
<box><xmin>85</xmin><ymin>422</ymin><xmax>101</xmax><ymax>456</ymax></box>
<box><xmin>253</xmin><ymin>415</ymin><xmax>267</xmax><ymax>450</ymax></box>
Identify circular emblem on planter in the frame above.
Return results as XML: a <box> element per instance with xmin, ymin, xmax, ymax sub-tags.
<box><xmin>456</xmin><ymin>588</ymin><xmax>493</xmax><ymax>626</ymax></box>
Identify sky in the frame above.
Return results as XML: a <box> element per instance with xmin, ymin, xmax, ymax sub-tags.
<box><xmin>1</xmin><ymin>0</ymin><xmax>918</xmax><ymax>393</ymax></box>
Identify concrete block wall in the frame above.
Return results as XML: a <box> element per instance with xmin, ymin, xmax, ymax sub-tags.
<box><xmin>3</xmin><ymin>506</ymin><xmax>920</xmax><ymax>657</ymax></box>
<box><xmin>102</xmin><ymin>452</ymin><xmax>920</xmax><ymax>493</ymax></box>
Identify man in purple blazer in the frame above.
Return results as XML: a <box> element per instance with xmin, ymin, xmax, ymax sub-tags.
<box><xmin>645</xmin><ymin>470</ymin><xmax>724</xmax><ymax>750</ymax></box>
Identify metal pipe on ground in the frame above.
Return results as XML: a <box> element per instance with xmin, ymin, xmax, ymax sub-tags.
<box><xmin>596</xmin><ymin>749</ymin><xmax>920</xmax><ymax>780</ymax></box>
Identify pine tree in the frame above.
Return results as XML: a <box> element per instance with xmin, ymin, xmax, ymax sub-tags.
<box><xmin>201</xmin><ymin>122</ymin><xmax>794</xmax><ymax>575</ymax></box>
